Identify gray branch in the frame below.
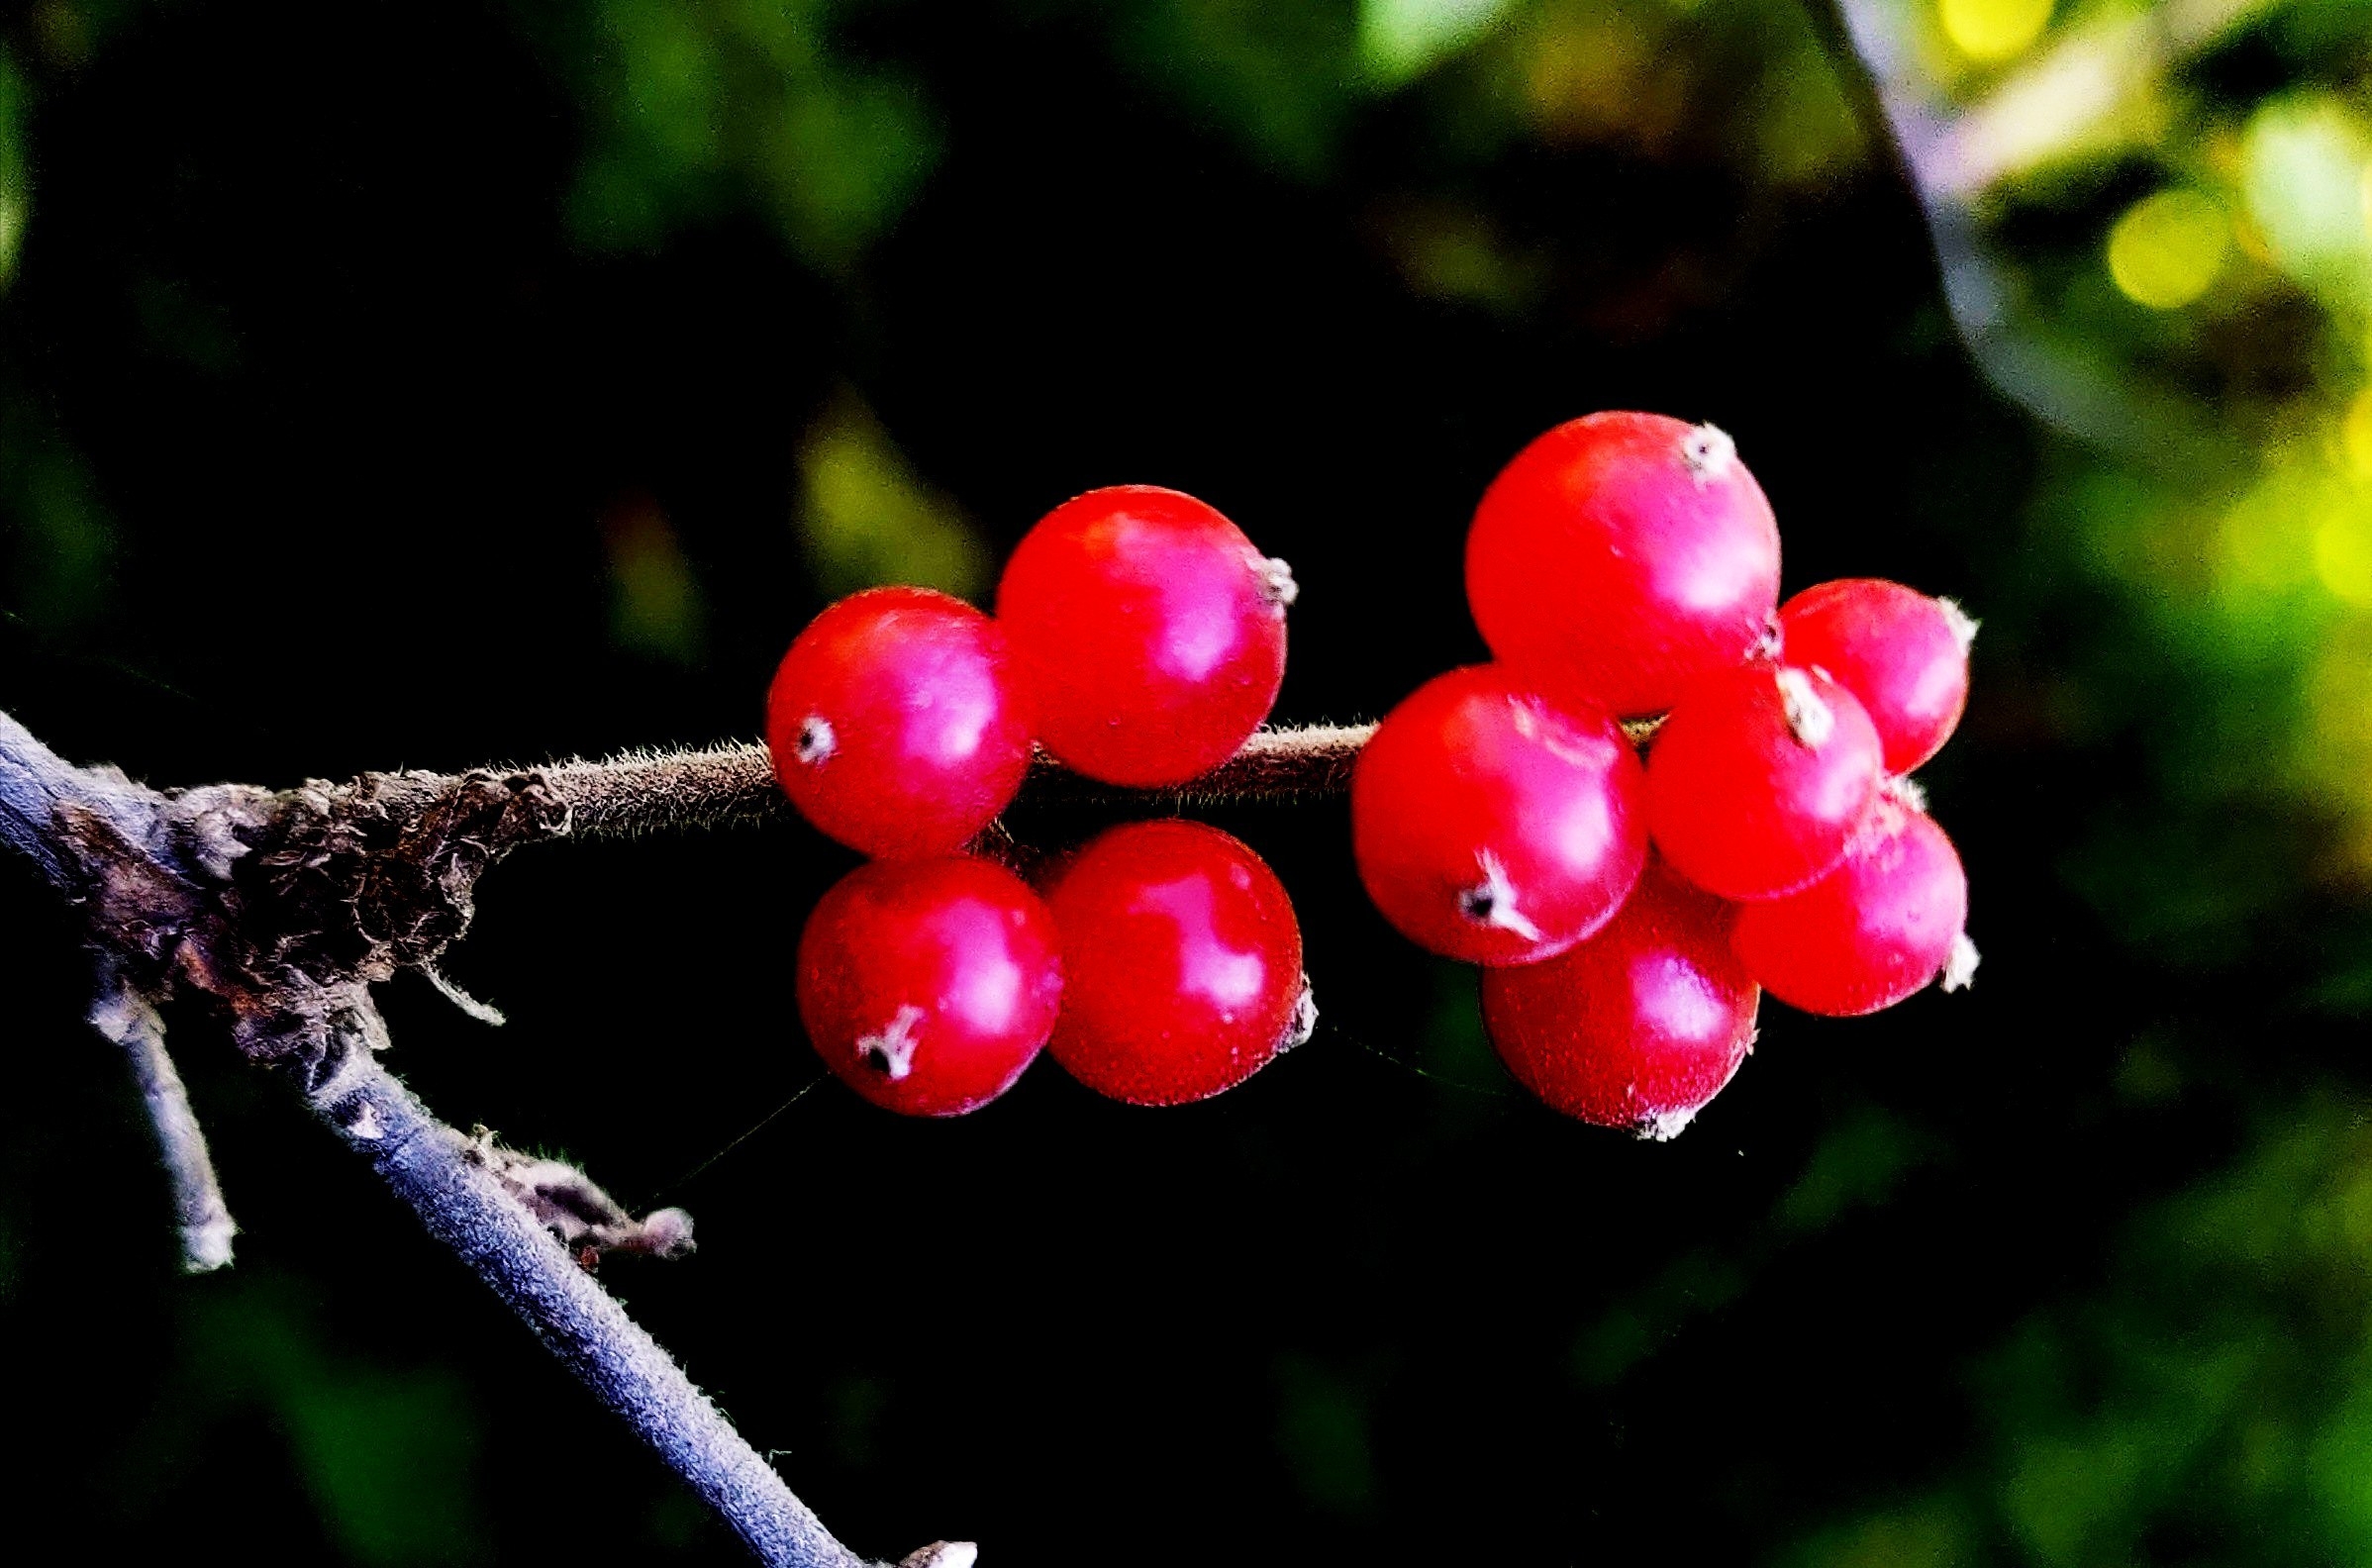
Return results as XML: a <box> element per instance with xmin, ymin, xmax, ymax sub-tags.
<box><xmin>301</xmin><ymin>995</ymin><xmax>874</xmax><ymax>1568</ymax></box>
<box><xmin>0</xmin><ymin>708</ymin><xmax>163</xmax><ymax>881</ymax></box>
<box><xmin>0</xmin><ymin>701</ymin><xmax>1393</xmax><ymax>1562</ymax></box>
<box><xmin>1821</xmin><ymin>0</ymin><xmax>2237</xmax><ymax>463</ymax></box>
<box><xmin>0</xmin><ymin>706</ymin><xmax>966</xmax><ymax>1568</ymax></box>
<box><xmin>90</xmin><ymin>969</ymin><xmax>236</xmax><ymax>1272</ymax></box>
<box><xmin>0</xmin><ymin>703</ymin><xmax>1395</xmax><ymax>1563</ymax></box>
<box><xmin>0</xmin><ymin>712</ymin><xmax>237</xmax><ymax>1271</ymax></box>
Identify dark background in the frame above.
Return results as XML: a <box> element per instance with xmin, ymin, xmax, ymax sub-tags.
<box><xmin>4</xmin><ymin>2</ymin><xmax>2370</xmax><ymax>1564</ymax></box>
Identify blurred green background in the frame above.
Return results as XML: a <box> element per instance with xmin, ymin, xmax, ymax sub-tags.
<box><xmin>2</xmin><ymin>0</ymin><xmax>2369</xmax><ymax>1562</ymax></box>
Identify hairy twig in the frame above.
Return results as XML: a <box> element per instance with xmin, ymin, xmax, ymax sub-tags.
<box><xmin>336</xmin><ymin>722</ymin><xmax>1381</xmax><ymax>847</ymax></box>
<box><xmin>1018</xmin><ymin>722</ymin><xmax>1377</xmax><ymax>811</ymax></box>
<box><xmin>341</xmin><ymin>716</ymin><xmax>1671</xmax><ymax>850</ymax></box>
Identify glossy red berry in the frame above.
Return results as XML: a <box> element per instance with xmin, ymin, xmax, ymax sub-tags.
<box><xmin>1351</xmin><ymin>665</ymin><xmax>1646</xmax><ymax>965</ymax></box>
<box><xmin>1732</xmin><ymin>792</ymin><xmax>1976</xmax><ymax>1016</ymax></box>
<box><xmin>1779</xmin><ymin>578</ymin><xmax>1975</xmax><ymax>774</ymax></box>
<box><xmin>1043</xmin><ymin>820</ymin><xmax>1305</xmax><ymax>1106</ymax></box>
<box><xmin>1465</xmin><ymin>412</ymin><xmax>1781</xmax><ymax>717</ymax></box>
<box><xmin>996</xmin><ymin>485</ymin><xmax>1291</xmax><ymax>787</ymax></box>
<box><xmin>766</xmin><ymin>587</ymin><xmax>1035</xmax><ymax>859</ymax></box>
<box><xmin>1645</xmin><ymin>662</ymin><xmax>1883</xmax><ymax>901</ymax></box>
<box><xmin>796</xmin><ymin>856</ymin><xmax>1064</xmax><ymax>1117</ymax></box>
<box><xmin>1480</xmin><ymin>858</ymin><xmax>1759</xmax><ymax>1138</ymax></box>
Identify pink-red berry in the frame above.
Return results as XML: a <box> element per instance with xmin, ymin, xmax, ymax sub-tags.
<box><xmin>796</xmin><ymin>856</ymin><xmax>1064</xmax><ymax>1117</ymax></box>
<box><xmin>1351</xmin><ymin>664</ymin><xmax>1646</xmax><ymax>966</ymax></box>
<box><xmin>1465</xmin><ymin>412</ymin><xmax>1781</xmax><ymax>717</ymax></box>
<box><xmin>1645</xmin><ymin>662</ymin><xmax>1884</xmax><ymax>901</ymax></box>
<box><xmin>1480</xmin><ymin>858</ymin><xmax>1759</xmax><ymax>1138</ymax></box>
<box><xmin>1779</xmin><ymin>578</ymin><xmax>1974</xmax><ymax>774</ymax></box>
<box><xmin>766</xmin><ymin>587</ymin><xmax>1035</xmax><ymax>858</ymax></box>
<box><xmin>1732</xmin><ymin>792</ymin><xmax>1975</xmax><ymax>1017</ymax></box>
<box><xmin>1043</xmin><ymin>820</ymin><xmax>1305</xmax><ymax>1106</ymax></box>
<box><xmin>996</xmin><ymin>485</ymin><xmax>1292</xmax><ymax>787</ymax></box>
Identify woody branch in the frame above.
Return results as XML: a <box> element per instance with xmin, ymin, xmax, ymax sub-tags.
<box><xmin>0</xmin><ymin>708</ymin><xmax>1376</xmax><ymax>1567</ymax></box>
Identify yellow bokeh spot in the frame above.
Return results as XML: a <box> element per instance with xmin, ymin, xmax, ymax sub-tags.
<box><xmin>2242</xmin><ymin>96</ymin><xmax>2372</xmax><ymax>306</ymax></box>
<box><xmin>1937</xmin><ymin>0</ymin><xmax>2051</xmax><ymax>63</ymax></box>
<box><xmin>2108</xmin><ymin>189</ymin><xmax>2229</xmax><ymax>310</ymax></box>
<box><xmin>1359</xmin><ymin>0</ymin><xmax>1519</xmax><ymax>85</ymax></box>
<box><xmin>2316</xmin><ymin>516</ymin><xmax>2372</xmax><ymax>606</ymax></box>
<box><xmin>2345</xmin><ymin>390</ymin><xmax>2372</xmax><ymax>482</ymax></box>
<box><xmin>800</xmin><ymin>391</ymin><xmax>988</xmax><ymax>600</ymax></box>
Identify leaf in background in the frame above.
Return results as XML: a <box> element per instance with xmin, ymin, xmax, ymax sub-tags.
<box><xmin>561</xmin><ymin>0</ymin><xmax>939</xmax><ymax>269</ymax></box>
<box><xmin>0</xmin><ymin>46</ymin><xmax>25</xmax><ymax>291</ymax></box>
<box><xmin>603</xmin><ymin>493</ymin><xmax>711</xmax><ymax>665</ymax></box>
<box><xmin>797</xmin><ymin>389</ymin><xmax>988</xmax><ymax>600</ymax></box>
<box><xmin>0</xmin><ymin>396</ymin><xmax>118</xmax><ymax>634</ymax></box>
<box><xmin>1109</xmin><ymin>0</ymin><xmax>1362</xmax><ymax>180</ymax></box>
<box><xmin>1785</xmin><ymin>1100</ymin><xmax>2372</xmax><ymax>1565</ymax></box>
<box><xmin>128</xmin><ymin>1279</ymin><xmax>493</xmax><ymax>1567</ymax></box>
<box><xmin>1358</xmin><ymin>0</ymin><xmax>1520</xmax><ymax>85</ymax></box>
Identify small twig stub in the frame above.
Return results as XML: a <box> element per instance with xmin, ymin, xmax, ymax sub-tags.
<box><xmin>465</xmin><ymin>1126</ymin><xmax>697</xmax><ymax>1259</ymax></box>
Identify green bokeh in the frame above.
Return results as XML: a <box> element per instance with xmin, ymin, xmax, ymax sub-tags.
<box><xmin>3</xmin><ymin>2</ymin><xmax>2372</xmax><ymax>1564</ymax></box>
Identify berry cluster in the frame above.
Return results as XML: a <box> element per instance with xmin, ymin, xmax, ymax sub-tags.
<box><xmin>768</xmin><ymin>487</ymin><xmax>1307</xmax><ymax>1115</ymax></box>
<box><xmin>1355</xmin><ymin>411</ymin><xmax>1978</xmax><ymax>1138</ymax></box>
<box><xmin>767</xmin><ymin>414</ymin><xmax>1975</xmax><ymax>1137</ymax></box>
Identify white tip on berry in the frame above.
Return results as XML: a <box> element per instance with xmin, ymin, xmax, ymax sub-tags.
<box><xmin>796</xmin><ymin>715</ymin><xmax>836</xmax><ymax>765</ymax></box>
<box><xmin>1941</xmin><ymin>931</ymin><xmax>1980</xmax><ymax>993</ymax></box>
<box><xmin>1255</xmin><ymin>553</ymin><xmax>1299</xmax><ymax>609</ymax></box>
<box><xmin>1938</xmin><ymin>596</ymin><xmax>1979</xmax><ymax>653</ymax></box>
<box><xmin>1680</xmin><ymin>423</ymin><xmax>1735</xmax><ymax>484</ymax></box>
<box><xmin>1636</xmin><ymin>1107</ymin><xmax>1697</xmax><ymax>1141</ymax></box>
<box><xmin>1281</xmin><ymin>974</ymin><xmax>1320</xmax><ymax>1052</ymax></box>
<box><xmin>1458</xmin><ymin>850</ymin><xmax>1544</xmax><ymax>943</ymax></box>
<box><xmin>856</xmin><ymin>1004</ymin><xmax>927</xmax><ymax>1080</ymax></box>
<box><xmin>1882</xmin><ymin>774</ymin><xmax>1928</xmax><ymax>814</ymax></box>
<box><xmin>1775</xmin><ymin>667</ymin><xmax>1834</xmax><ymax>748</ymax></box>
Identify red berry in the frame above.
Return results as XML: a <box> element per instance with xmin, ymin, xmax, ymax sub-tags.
<box><xmin>1732</xmin><ymin>792</ymin><xmax>1976</xmax><ymax>1016</ymax></box>
<box><xmin>996</xmin><ymin>485</ymin><xmax>1291</xmax><ymax>786</ymax></box>
<box><xmin>1465</xmin><ymin>412</ymin><xmax>1781</xmax><ymax>717</ymax></box>
<box><xmin>1043</xmin><ymin>820</ymin><xmax>1305</xmax><ymax>1106</ymax></box>
<box><xmin>1480</xmin><ymin>858</ymin><xmax>1759</xmax><ymax>1138</ymax></box>
<box><xmin>797</xmin><ymin>856</ymin><xmax>1064</xmax><ymax>1117</ymax></box>
<box><xmin>1645</xmin><ymin>663</ymin><xmax>1883</xmax><ymax>901</ymax></box>
<box><xmin>766</xmin><ymin>587</ymin><xmax>1035</xmax><ymax>858</ymax></box>
<box><xmin>1350</xmin><ymin>665</ymin><xmax>1646</xmax><ymax>965</ymax></box>
<box><xmin>1779</xmin><ymin>578</ymin><xmax>1974</xmax><ymax>774</ymax></box>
